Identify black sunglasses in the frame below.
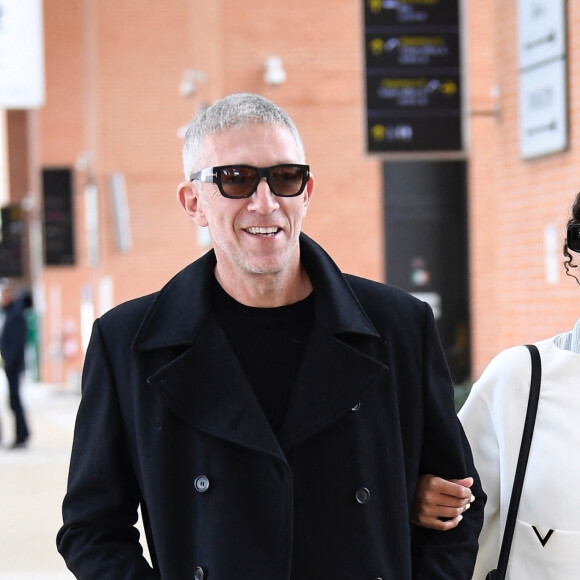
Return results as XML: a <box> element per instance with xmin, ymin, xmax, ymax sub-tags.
<box><xmin>190</xmin><ymin>164</ymin><xmax>310</xmax><ymax>199</ymax></box>
<box><xmin>567</xmin><ymin>224</ymin><xmax>580</xmax><ymax>253</ymax></box>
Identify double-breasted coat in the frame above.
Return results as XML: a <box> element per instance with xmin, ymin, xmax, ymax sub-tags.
<box><xmin>57</xmin><ymin>234</ymin><xmax>484</xmax><ymax>579</ymax></box>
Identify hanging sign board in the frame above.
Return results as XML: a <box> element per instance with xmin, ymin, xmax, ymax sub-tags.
<box><xmin>363</xmin><ymin>0</ymin><xmax>463</xmax><ymax>154</ymax></box>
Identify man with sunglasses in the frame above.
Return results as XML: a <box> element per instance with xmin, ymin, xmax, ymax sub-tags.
<box><xmin>58</xmin><ymin>93</ymin><xmax>484</xmax><ymax>579</ymax></box>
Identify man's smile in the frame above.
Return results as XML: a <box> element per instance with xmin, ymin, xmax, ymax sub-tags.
<box><xmin>245</xmin><ymin>226</ymin><xmax>280</xmax><ymax>236</ymax></box>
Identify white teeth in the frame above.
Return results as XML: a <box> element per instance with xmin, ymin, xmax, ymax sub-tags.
<box><xmin>246</xmin><ymin>226</ymin><xmax>278</xmax><ymax>235</ymax></box>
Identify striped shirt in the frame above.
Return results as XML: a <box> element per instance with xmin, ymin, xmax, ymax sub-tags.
<box><xmin>553</xmin><ymin>317</ymin><xmax>580</xmax><ymax>354</ymax></box>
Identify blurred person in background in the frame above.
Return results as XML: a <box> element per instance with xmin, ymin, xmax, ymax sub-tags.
<box><xmin>0</xmin><ymin>283</ymin><xmax>30</xmax><ymax>449</ymax></box>
<box><xmin>414</xmin><ymin>190</ymin><xmax>580</xmax><ymax>578</ymax></box>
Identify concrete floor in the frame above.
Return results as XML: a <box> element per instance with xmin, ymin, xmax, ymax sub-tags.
<box><xmin>0</xmin><ymin>377</ymin><xmax>78</xmax><ymax>579</ymax></box>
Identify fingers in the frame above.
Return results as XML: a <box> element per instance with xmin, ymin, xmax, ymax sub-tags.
<box><xmin>417</xmin><ymin>475</ymin><xmax>473</xmax><ymax>507</ymax></box>
<box><xmin>436</xmin><ymin>477</ymin><xmax>473</xmax><ymax>500</ymax></box>
<box><xmin>412</xmin><ymin>501</ymin><xmax>472</xmax><ymax>529</ymax></box>
<box><xmin>452</xmin><ymin>477</ymin><xmax>474</xmax><ymax>488</ymax></box>
<box><xmin>411</xmin><ymin>510</ymin><xmax>466</xmax><ymax>529</ymax></box>
<box><xmin>450</xmin><ymin>477</ymin><xmax>473</xmax><ymax>491</ymax></box>
<box><xmin>412</xmin><ymin>474</ymin><xmax>477</xmax><ymax>530</ymax></box>
<box><xmin>427</xmin><ymin>477</ymin><xmax>475</xmax><ymax>508</ymax></box>
<box><xmin>416</xmin><ymin>496</ymin><xmax>472</xmax><ymax>520</ymax></box>
<box><xmin>427</xmin><ymin>514</ymin><xmax>464</xmax><ymax>531</ymax></box>
<box><xmin>449</xmin><ymin>478</ymin><xmax>476</xmax><ymax>507</ymax></box>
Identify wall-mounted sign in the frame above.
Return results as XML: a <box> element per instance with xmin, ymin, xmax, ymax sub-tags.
<box><xmin>42</xmin><ymin>168</ymin><xmax>76</xmax><ymax>266</ymax></box>
<box><xmin>363</xmin><ymin>0</ymin><xmax>463</xmax><ymax>154</ymax></box>
<box><xmin>518</xmin><ymin>0</ymin><xmax>567</xmax><ymax>159</ymax></box>
<box><xmin>0</xmin><ymin>204</ymin><xmax>24</xmax><ymax>278</ymax></box>
<box><xmin>519</xmin><ymin>58</ymin><xmax>567</xmax><ymax>160</ymax></box>
<box><xmin>0</xmin><ymin>0</ymin><xmax>45</xmax><ymax>109</ymax></box>
<box><xmin>518</xmin><ymin>0</ymin><xmax>566</xmax><ymax>69</ymax></box>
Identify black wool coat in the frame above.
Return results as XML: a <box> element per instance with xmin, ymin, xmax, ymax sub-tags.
<box><xmin>57</xmin><ymin>234</ymin><xmax>484</xmax><ymax>580</ymax></box>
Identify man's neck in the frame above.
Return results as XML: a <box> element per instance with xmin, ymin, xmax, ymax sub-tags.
<box><xmin>214</xmin><ymin>264</ymin><xmax>313</xmax><ymax>308</ymax></box>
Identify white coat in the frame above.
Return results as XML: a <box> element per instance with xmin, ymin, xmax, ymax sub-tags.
<box><xmin>460</xmin><ymin>334</ymin><xmax>580</xmax><ymax>579</ymax></box>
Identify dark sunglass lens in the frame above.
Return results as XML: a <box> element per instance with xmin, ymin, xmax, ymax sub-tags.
<box><xmin>269</xmin><ymin>165</ymin><xmax>305</xmax><ymax>196</ymax></box>
<box><xmin>568</xmin><ymin>225</ymin><xmax>580</xmax><ymax>253</ymax></box>
<box><xmin>219</xmin><ymin>166</ymin><xmax>259</xmax><ymax>197</ymax></box>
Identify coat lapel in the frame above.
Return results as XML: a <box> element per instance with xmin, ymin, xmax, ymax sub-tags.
<box><xmin>278</xmin><ymin>236</ymin><xmax>390</xmax><ymax>447</ymax></box>
<box><xmin>146</xmin><ymin>316</ymin><xmax>284</xmax><ymax>460</ymax></box>
<box><xmin>279</xmin><ymin>323</ymin><xmax>389</xmax><ymax>449</ymax></box>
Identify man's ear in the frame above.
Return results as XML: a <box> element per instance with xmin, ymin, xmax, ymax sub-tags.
<box><xmin>303</xmin><ymin>173</ymin><xmax>315</xmax><ymax>212</ymax></box>
<box><xmin>177</xmin><ymin>181</ymin><xmax>208</xmax><ymax>227</ymax></box>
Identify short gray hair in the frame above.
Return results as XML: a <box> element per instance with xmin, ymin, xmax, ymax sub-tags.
<box><xmin>182</xmin><ymin>93</ymin><xmax>306</xmax><ymax>179</ymax></box>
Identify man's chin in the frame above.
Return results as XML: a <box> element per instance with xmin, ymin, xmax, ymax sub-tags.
<box><xmin>246</xmin><ymin>263</ymin><xmax>284</xmax><ymax>276</ymax></box>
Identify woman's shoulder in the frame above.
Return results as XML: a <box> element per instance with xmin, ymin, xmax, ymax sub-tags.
<box><xmin>480</xmin><ymin>343</ymin><xmax>533</xmax><ymax>378</ymax></box>
<box><xmin>465</xmin><ymin>344</ymin><xmax>535</xmax><ymax>408</ymax></box>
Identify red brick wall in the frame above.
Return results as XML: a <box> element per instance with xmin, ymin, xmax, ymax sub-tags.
<box><xmin>468</xmin><ymin>0</ymin><xmax>580</xmax><ymax>376</ymax></box>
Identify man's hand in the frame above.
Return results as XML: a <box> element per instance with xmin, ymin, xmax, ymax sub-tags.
<box><xmin>411</xmin><ymin>475</ymin><xmax>475</xmax><ymax>531</ymax></box>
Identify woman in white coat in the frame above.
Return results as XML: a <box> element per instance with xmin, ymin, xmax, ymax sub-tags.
<box><xmin>412</xmin><ymin>191</ymin><xmax>580</xmax><ymax>579</ymax></box>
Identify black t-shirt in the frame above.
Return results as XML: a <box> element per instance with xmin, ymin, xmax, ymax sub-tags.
<box><xmin>212</xmin><ymin>277</ymin><xmax>315</xmax><ymax>434</ymax></box>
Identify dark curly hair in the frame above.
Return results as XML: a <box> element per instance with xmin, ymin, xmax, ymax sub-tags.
<box><xmin>564</xmin><ymin>191</ymin><xmax>580</xmax><ymax>282</ymax></box>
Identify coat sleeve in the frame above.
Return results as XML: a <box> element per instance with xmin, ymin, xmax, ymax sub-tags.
<box><xmin>56</xmin><ymin>319</ymin><xmax>160</xmax><ymax>579</ymax></box>
<box><xmin>410</xmin><ymin>303</ymin><xmax>486</xmax><ymax>579</ymax></box>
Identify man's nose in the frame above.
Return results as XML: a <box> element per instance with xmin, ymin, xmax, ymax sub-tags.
<box><xmin>247</xmin><ymin>178</ymin><xmax>280</xmax><ymax>212</ymax></box>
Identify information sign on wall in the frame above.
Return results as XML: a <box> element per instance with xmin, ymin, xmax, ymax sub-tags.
<box><xmin>363</xmin><ymin>0</ymin><xmax>463</xmax><ymax>154</ymax></box>
<box><xmin>0</xmin><ymin>204</ymin><xmax>24</xmax><ymax>278</ymax></box>
<box><xmin>518</xmin><ymin>0</ymin><xmax>567</xmax><ymax>159</ymax></box>
<box><xmin>42</xmin><ymin>168</ymin><xmax>75</xmax><ymax>266</ymax></box>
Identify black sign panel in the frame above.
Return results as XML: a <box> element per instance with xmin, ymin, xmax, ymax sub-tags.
<box><xmin>0</xmin><ymin>205</ymin><xmax>24</xmax><ymax>279</ymax></box>
<box><xmin>364</xmin><ymin>0</ymin><xmax>463</xmax><ymax>153</ymax></box>
<box><xmin>42</xmin><ymin>168</ymin><xmax>75</xmax><ymax>266</ymax></box>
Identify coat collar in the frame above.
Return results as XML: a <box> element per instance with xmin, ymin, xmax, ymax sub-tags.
<box><xmin>132</xmin><ymin>248</ymin><xmax>216</xmax><ymax>351</ymax></box>
<box><xmin>135</xmin><ymin>234</ymin><xmax>389</xmax><ymax>456</ymax></box>
<box><xmin>133</xmin><ymin>234</ymin><xmax>379</xmax><ymax>350</ymax></box>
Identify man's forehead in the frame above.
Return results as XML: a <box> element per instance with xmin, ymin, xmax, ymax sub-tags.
<box><xmin>203</xmin><ymin>123</ymin><xmax>302</xmax><ymax>164</ymax></box>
